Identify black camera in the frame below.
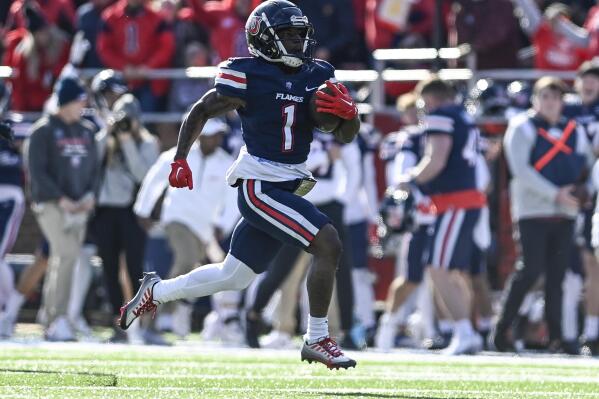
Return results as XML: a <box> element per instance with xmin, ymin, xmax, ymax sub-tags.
<box><xmin>112</xmin><ymin>115</ymin><xmax>132</xmax><ymax>133</ymax></box>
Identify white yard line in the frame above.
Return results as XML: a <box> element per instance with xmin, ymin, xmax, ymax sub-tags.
<box><xmin>1</xmin><ymin>386</ymin><xmax>599</xmax><ymax>398</ymax></box>
<box><xmin>3</xmin><ymin>342</ymin><xmax>599</xmax><ymax>369</ymax></box>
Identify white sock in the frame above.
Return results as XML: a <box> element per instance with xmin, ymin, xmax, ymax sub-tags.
<box><xmin>352</xmin><ymin>269</ymin><xmax>375</xmax><ymax>328</ymax></box>
<box><xmin>68</xmin><ymin>250</ymin><xmax>93</xmax><ymax>320</ymax></box>
<box><xmin>584</xmin><ymin>316</ymin><xmax>599</xmax><ymax>341</ymax></box>
<box><xmin>305</xmin><ymin>315</ymin><xmax>329</xmax><ymax>343</ymax></box>
<box><xmin>454</xmin><ymin>319</ymin><xmax>474</xmax><ymax>338</ymax></box>
<box><xmin>5</xmin><ymin>292</ymin><xmax>24</xmax><ymax>321</ymax></box>
<box><xmin>384</xmin><ymin>311</ymin><xmax>402</xmax><ymax>326</ymax></box>
<box><xmin>153</xmin><ymin>255</ymin><xmax>256</xmax><ymax>303</ymax></box>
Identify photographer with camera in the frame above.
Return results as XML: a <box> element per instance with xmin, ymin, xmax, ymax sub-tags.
<box><xmin>94</xmin><ymin>93</ymin><xmax>159</xmax><ymax>343</ymax></box>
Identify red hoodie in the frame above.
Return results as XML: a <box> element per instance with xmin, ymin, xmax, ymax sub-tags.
<box><xmin>7</xmin><ymin>0</ymin><xmax>76</xmax><ymax>31</ymax></box>
<box><xmin>3</xmin><ymin>28</ymin><xmax>69</xmax><ymax>111</ymax></box>
<box><xmin>97</xmin><ymin>0</ymin><xmax>175</xmax><ymax>96</ymax></box>
<box><xmin>188</xmin><ymin>0</ymin><xmax>249</xmax><ymax>63</ymax></box>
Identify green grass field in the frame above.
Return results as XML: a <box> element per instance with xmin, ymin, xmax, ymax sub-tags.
<box><xmin>2</xmin><ymin>342</ymin><xmax>599</xmax><ymax>399</ymax></box>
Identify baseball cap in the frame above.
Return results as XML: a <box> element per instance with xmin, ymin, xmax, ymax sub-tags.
<box><xmin>201</xmin><ymin>119</ymin><xmax>229</xmax><ymax>136</ymax></box>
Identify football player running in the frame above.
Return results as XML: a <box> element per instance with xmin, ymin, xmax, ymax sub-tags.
<box><xmin>119</xmin><ymin>0</ymin><xmax>360</xmax><ymax>369</ymax></box>
<box><xmin>402</xmin><ymin>77</ymin><xmax>486</xmax><ymax>355</ymax></box>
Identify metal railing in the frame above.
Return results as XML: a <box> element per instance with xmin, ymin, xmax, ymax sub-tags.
<box><xmin>0</xmin><ymin>47</ymin><xmax>581</xmax><ymax>125</ymax></box>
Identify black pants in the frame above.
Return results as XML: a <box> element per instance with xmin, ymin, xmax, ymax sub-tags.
<box><xmin>497</xmin><ymin>218</ymin><xmax>573</xmax><ymax>342</ymax></box>
<box><xmin>251</xmin><ymin>200</ymin><xmax>355</xmax><ymax>331</ymax></box>
<box><xmin>93</xmin><ymin>206</ymin><xmax>147</xmax><ymax>316</ymax></box>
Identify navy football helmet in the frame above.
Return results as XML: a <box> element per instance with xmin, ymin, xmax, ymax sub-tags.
<box><xmin>378</xmin><ymin>186</ymin><xmax>416</xmax><ymax>236</ymax></box>
<box><xmin>245</xmin><ymin>0</ymin><xmax>315</xmax><ymax>68</ymax></box>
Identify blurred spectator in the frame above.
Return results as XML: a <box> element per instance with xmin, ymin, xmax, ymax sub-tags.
<box><xmin>134</xmin><ymin>119</ymin><xmax>239</xmax><ymax>338</ymax></box>
<box><xmin>154</xmin><ymin>0</ymin><xmax>208</xmax><ymax>66</ymax></box>
<box><xmin>6</xmin><ymin>0</ymin><xmax>77</xmax><ymax>35</ymax></box>
<box><xmin>303</xmin><ymin>135</ymin><xmax>362</xmax><ymax>348</ymax></box>
<box><xmin>496</xmin><ymin>77</ymin><xmax>594</xmax><ymax>352</ymax></box>
<box><xmin>584</xmin><ymin>1</ymin><xmax>599</xmax><ymax>59</ymax></box>
<box><xmin>93</xmin><ymin>94</ymin><xmax>159</xmax><ymax>343</ymax></box>
<box><xmin>97</xmin><ymin>0</ymin><xmax>175</xmax><ymax>112</ymax></box>
<box><xmin>296</xmin><ymin>0</ymin><xmax>356</xmax><ymax>66</ymax></box>
<box><xmin>3</xmin><ymin>4</ymin><xmax>70</xmax><ymax>112</ymax></box>
<box><xmin>345</xmin><ymin>122</ymin><xmax>380</xmax><ymax>340</ymax></box>
<box><xmin>27</xmin><ymin>77</ymin><xmax>99</xmax><ymax>341</ymax></box>
<box><xmin>512</xmin><ymin>0</ymin><xmax>587</xmax><ymax>70</ymax></box>
<box><xmin>168</xmin><ymin>41</ymin><xmax>212</xmax><ymax>113</ymax></box>
<box><xmin>187</xmin><ymin>0</ymin><xmax>251</xmax><ymax>63</ymax></box>
<box><xmin>365</xmin><ymin>0</ymin><xmax>436</xmax><ymax>51</ymax></box>
<box><xmin>76</xmin><ymin>0</ymin><xmax>113</xmax><ymax>68</ymax></box>
<box><xmin>375</xmin><ymin>92</ymin><xmax>437</xmax><ymax>352</ymax></box>
<box><xmin>0</xmin><ymin>88</ymin><xmax>26</xmax><ymax>339</ymax></box>
<box><xmin>449</xmin><ymin>0</ymin><xmax>521</xmax><ymax>69</ymax></box>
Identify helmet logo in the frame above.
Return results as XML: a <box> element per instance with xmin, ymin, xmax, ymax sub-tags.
<box><xmin>248</xmin><ymin>16</ymin><xmax>262</xmax><ymax>36</ymax></box>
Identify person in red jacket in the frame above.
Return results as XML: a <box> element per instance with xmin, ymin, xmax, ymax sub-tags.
<box><xmin>188</xmin><ymin>0</ymin><xmax>251</xmax><ymax>63</ymax></box>
<box><xmin>6</xmin><ymin>0</ymin><xmax>77</xmax><ymax>35</ymax></box>
<box><xmin>3</xmin><ymin>4</ymin><xmax>70</xmax><ymax>112</ymax></box>
<box><xmin>513</xmin><ymin>0</ymin><xmax>587</xmax><ymax>71</ymax></box>
<box><xmin>97</xmin><ymin>0</ymin><xmax>175</xmax><ymax>111</ymax></box>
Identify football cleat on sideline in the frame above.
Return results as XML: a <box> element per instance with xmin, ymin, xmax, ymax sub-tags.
<box><xmin>301</xmin><ymin>337</ymin><xmax>357</xmax><ymax>370</ymax></box>
<box><xmin>119</xmin><ymin>272</ymin><xmax>162</xmax><ymax>330</ymax></box>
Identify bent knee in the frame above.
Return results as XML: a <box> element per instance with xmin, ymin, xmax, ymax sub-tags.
<box><xmin>309</xmin><ymin>224</ymin><xmax>342</xmax><ymax>258</ymax></box>
<box><xmin>222</xmin><ymin>255</ymin><xmax>257</xmax><ymax>291</ymax></box>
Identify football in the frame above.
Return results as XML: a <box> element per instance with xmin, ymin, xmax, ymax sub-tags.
<box><xmin>309</xmin><ymin>83</ymin><xmax>342</xmax><ymax>133</ymax></box>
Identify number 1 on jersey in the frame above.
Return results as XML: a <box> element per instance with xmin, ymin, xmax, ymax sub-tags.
<box><xmin>282</xmin><ymin>104</ymin><xmax>296</xmax><ymax>152</ymax></box>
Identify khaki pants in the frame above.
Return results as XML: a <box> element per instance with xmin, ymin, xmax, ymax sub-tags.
<box><xmin>164</xmin><ymin>222</ymin><xmax>207</xmax><ymax>278</ymax></box>
<box><xmin>164</xmin><ymin>222</ymin><xmax>207</xmax><ymax>313</ymax></box>
<box><xmin>274</xmin><ymin>252</ymin><xmax>340</xmax><ymax>337</ymax></box>
<box><xmin>35</xmin><ymin>203</ymin><xmax>88</xmax><ymax>325</ymax></box>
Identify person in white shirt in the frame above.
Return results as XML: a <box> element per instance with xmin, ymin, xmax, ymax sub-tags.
<box><xmin>134</xmin><ymin>119</ymin><xmax>239</xmax><ymax>337</ymax></box>
<box><xmin>343</xmin><ymin>122</ymin><xmax>381</xmax><ymax>341</ymax></box>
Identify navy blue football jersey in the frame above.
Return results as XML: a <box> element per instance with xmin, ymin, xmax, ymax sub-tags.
<box><xmin>0</xmin><ymin>138</ymin><xmax>23</xmax><ymax>187</ymax></box>
<box><xmin>397</xmin><ymin>125</ymin><xmax>425</xmax><ymax>162</ymax></box>
<box><xmin>423</xmin><ymin>105</ymin><xmax>478</xmax><ymax>195</ymax></box>
<box><xmin>214</xmin><ymin>57</ymin><xmax>335</xmax><ymax>164</ymax></box>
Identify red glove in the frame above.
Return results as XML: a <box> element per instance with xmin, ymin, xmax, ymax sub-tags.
<box><xmin>315</xmin><ymin>81</ymin><xmax>358</xmax><ymax>120</ymax></box>
<box><xmin>169</xmin><ymin>159</ymin><xmax>193</xmax><ymax>190</ymax></box>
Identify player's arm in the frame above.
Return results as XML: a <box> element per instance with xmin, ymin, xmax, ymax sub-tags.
<box><xmin>169</xmin><ymin>90</ymin><xmax>244</xmax><ymax>189</ymax></box>
<box><xmin>174</xmin><ymin>90</ymin><xmax>244</xmax><ymax>160</ymax></box>
<box><xmin>409</xmin><ymin>134</ymin><xmax>452</xmax><ymax>184</ymax></box>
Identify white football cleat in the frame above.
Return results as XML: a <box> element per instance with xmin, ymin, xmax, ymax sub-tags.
<box><xmin>119</xmin><ymin>272</ymin><xmax>161</xmax><ymax>330</ymax></box>
<box><xmin>201</xmin><ymin>311</ymin><xmax>221</xmax><ymax>341</ymax></box>
<box><xmin>0</xmin><ymin>311</ymin><xmax>15</xmax><ymax>338</ymax></box>
<box><xmin>261</xmin><ymin>330</ymin><xmax>295</xmax><ymax>349</ymax></box>
<box><xmin>442</xmin><ymin>332</ymin><xmax>482</xmax><ymax>356</ymax></box>
<box><xmin>301</xmin><ymin>336</ymin><xmax>357</xmax><ymax>370</ymax></box>
<box><xmin>45</xmin><ymin>316</ymin><xmax>76</xmax><ymax>342</ymax></box>
<box><xmin>69</xmin><ymin>315</ymin><xmax>92</xmax><ymax>337</ymax></box>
